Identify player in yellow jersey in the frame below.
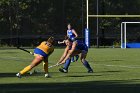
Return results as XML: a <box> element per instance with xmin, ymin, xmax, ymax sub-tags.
<box><xmin>16</xmin><ymin>37</ymin><xmax>54</xmax><ymax>78</ymax></box>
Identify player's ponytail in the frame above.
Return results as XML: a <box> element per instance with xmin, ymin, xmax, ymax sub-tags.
<box><xmin>47</xmin><ymin>36</ymin><xmax>54</xmax><ymax>44</ymax></box>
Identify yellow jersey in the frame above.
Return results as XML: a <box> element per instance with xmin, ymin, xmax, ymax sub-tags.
<box><xmin>37</xmin><ymin>41</ymin><xmax>54</xmax><ymax>55</ymax></box>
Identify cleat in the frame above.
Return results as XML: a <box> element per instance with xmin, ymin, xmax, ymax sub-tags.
<box><xmin>16</xmin><ymin>73</ymin><xmax>21</xmax><ymax>78</ymax></box>
<box><xmin>45</xmin><ymin>73</ymin><xmax>51</xmax><ymax>78</ymax></box>
<box><xmin>88</xmin><ymin>69</ymin><xmax>93</xmax><ymax>73</ymax></box>
<box><xmin>59</xmin><ymin>68</ymin><xmax>68</xmax><ymax>73</ymax></box>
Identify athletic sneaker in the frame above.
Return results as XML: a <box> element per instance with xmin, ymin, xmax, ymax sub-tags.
<box><xmin>88</xmin><ymin>69</ymin><xmax>93</xmax><ymax>73</ymax></box>
<box><xmin>16</xmin><ymin>73</ymin><xmax>21</xmax><ymax>78</ymax></box>
<box><xmin>59</xmin><ymin>68</ymin><xmax>68</xmax><ymax>73</ymax></box>
<box><xmin>45</xmin><ymin>73</ymin><xmax>51</xmax><ymax>78</ymax></box>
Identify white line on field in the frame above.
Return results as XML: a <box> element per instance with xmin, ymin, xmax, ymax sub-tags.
<box><xmin>94</xmin><ymin>64</ymin><xmax>140</xmax><ymax>69</ymax></box>
<box><xmin>70</xmin><ymin>63</ymin><xmax>140</xmax><ymax>69</ymax></box>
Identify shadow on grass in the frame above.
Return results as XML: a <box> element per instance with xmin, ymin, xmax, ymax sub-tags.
<box><xmin>66</xmin><ymin>74</ymin><xmax>102</xmax><ymax>77</ymax></box>
<box><xmin>0</xmin><ymin>72</ymin><xmax>140</xmax><ymax>93</ymax></box>
<box><xmin>98</xmin><ymin>70</ymin><xmax>125</xmax><ymax>73</ymax></box>
<box><xmin>0</xmin><ymin>72</ymin><xmax>43</xmax><ymax>78</ymax></box>
<box><xmin>94</xmin><ymin>59</ymin><xmax>124</xmax><ymax>63</ymax></box>
<box><xmin>0</xmin><ymin>73</ymin><xmax>17</xmax><ymax>77</ymax></box>
<box><xmin>111</xmin><ymin>59</ymin><xmax>124</xmax><ymax>62</ymax></box>
<box><xmin>0</xmin><ymin>80</ymin><xmax>140</xmax><ymax>93</ymax></box>
<box><xmin>0</xmin><ymin>69</ymin><xmax>123</xmax><ymax>78</ymax></box>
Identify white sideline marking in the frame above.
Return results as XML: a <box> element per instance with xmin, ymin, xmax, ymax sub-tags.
<box><xmin>71</xmin><ymin>64</ymin><xmax>140</xmax><ymax>69</ymax></box>
<box><xmin>94</xmin><ymin>64</ymin><xmax>140</xmax><ymax>69</ymax></box>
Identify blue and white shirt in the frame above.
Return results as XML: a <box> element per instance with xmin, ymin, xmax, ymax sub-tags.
<box><xmin>67</xmin><ymin>29</ymin><xmax>75</xmax><ymax>41</ymax></box>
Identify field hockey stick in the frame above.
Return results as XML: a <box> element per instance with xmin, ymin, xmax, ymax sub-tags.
<box><xmin>58</xmin><ymin>41</ymin><xmax>64</xmax><ymax>44</ymax></box>
<box><xmin>48</xmin><ymin>63</ymin><xmax>61</xmax><ymax>68</ymax></box>
<box><xmin>17</xmin><ymin>47</ymin><xmax>34</xmax><ymax>55</ymax></box>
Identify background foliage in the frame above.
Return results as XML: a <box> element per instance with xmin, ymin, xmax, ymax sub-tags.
<box><xmin>0</xmin><ymin>0</ymin><xmax>140</xmax><ymax>46</ymax></box>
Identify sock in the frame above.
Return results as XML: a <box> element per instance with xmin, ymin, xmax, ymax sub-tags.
<box><xmin>20</xmin><ymin>65</ymin><xmax>32</xmax><ymax>75</ymax></box>
<box><xmin>83</xmin><ymin>60</ymin><xmax>92</xmax><ymax>71</ymax></box>
<box><xmin>64</xmin><ymin>58</ymin><xmax>71</xmax><ymax>70</ymax></box>
<box><xmin>76</xmin><ymin>55</ymin><xmax>79</xmax><ymax>57</ymax></box>
<box><xmin>71</xmin><ymin>57</ymin><xmax>75</xmax><ymax>62</ymax></box>
<box><xmin>43</xmin><ymin>62</ymin><xmax>48</xmax><ymax>73</ymax></box>
<box><xmin>75</xmin><ymin>55</ymin><xmax>79</xmax><ymax>61</ymax></box>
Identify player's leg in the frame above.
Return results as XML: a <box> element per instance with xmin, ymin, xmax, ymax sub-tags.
<box><xmin>59</xmin><ymin>58</ymin><xmax>71</xmax><ymax>73</ymax></box>
<box><xmin>43</xmin><ymin>58</ymin><xmax>48</xmax><ymax>73</ymax></box>
<box><xmin>75</xmin><ymin>55</ymin><xmax>79</xmax><ymax>61</ymax></box>
<box><xmin>43</xmin><ymin>58</ymin><xmax>51</xmax><ymax>78</ymax></box>
<box><xmin>71</xmin><ymin>55</ymin><xmax>79</xmax><ymax>62</ymax></box>
<box><xmin>80</xmin><ymin>50</ymin><xmax>93</xmax><ymax>73</ymax></box>
<box><xmin>16</xmin><ymin>55</ymin><xmax>43</xmax><ymax>78</ymax></box>
<box><xmin>71</xmin><ymin>56</ymin><xmax>75</xmax><ymax>62</ymax></box>
<box><xmin>64</xmin><ymin>58</ymin><xmax>71</xmax><ymax>70</ymax></box>
<box><xmin>59</xmin><ymin>50</ymin><xmax>80</xmax><ymax>73</ymax></box>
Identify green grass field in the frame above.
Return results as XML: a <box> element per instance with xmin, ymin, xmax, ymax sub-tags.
<box><xmin>0</xmin><ymin>48</ymin><xmax>140</xmax><ymax>93</ymax></box>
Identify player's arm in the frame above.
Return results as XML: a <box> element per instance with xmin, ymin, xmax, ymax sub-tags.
<box><xmin>48</xmin><ymin>48</ymin><xmax>54</xmax><ymax>56</ymax></box>
<box><xmin>61</xmin><ymin>41</ymin><xmax>77</xmax><ymax>64</ymax></box>
<box><xmin>72</xmin><ymin>29</ymin><xmax>78</xmax><ymax>38</ymax></box>
<box><xmin>57</xmin><ymin>46</ymin><xmax>69</xmax><ymax>64</ymax></box>
<box><xmin>67</xmin><ymin>30</ymin><xmax>69</xmax><ymax>36</ymax></box>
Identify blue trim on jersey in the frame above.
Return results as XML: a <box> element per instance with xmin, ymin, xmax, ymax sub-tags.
<box><xmin>34</xmin><ymin>48</ymin><xmax>48</xmax><ymax>58</ymax></box>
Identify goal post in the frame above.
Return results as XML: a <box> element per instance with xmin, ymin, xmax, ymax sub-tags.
<box><xmin>121</xmin><ymin>22</ymin><xmax>140</xmax><ymax>48</ymax></box>
<box><xmin>121</xmin><ymin>22</ymin><xmax>127</xmax><ymax>48</ymax></box>
<box><xmin>85</xmin><ymin>0</ymin><xmax>89</xmax><ymax>47</ymax></box>
<box><xmin>86</xmin><ymin>0</ymin><xmax>140</xmax><ymax>48</ymax></box>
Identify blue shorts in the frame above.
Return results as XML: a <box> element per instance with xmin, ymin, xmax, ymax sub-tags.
<box><xmin>75</xmin><ymin>45</ymin><xmax>88</xmax><ymax>52</ymax></box>
<box><xmin>34</xmin><ymin>48</ymin><xmax>48</xmax><ymax>58</ymax></box>
<box><xmin>84</xmin><ymin>45</ymin><xmax>88</xmax><ymax>52</ymax></box>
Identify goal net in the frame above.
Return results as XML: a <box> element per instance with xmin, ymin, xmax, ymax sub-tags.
<box><xmin>121</xmin><ymin>22</ymin><xmax>140</xmax><ymax>48</ymax></box>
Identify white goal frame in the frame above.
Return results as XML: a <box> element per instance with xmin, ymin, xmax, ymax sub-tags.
<box><xmin>121</xmin><ymin>22</ymin><xmax>140</xmax><ymax>49</ymax></box>
<box><xmin>86</xmin><ymin>0</ymin><xmax>140</xmax><ymax>47</ymax></box>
